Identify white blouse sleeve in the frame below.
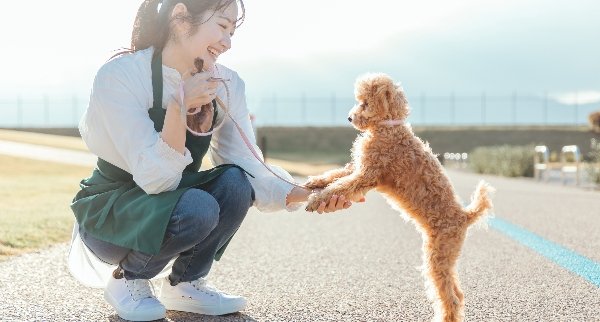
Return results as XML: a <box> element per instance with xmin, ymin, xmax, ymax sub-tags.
<box><xmin>210</xmin><ymin>71</ymin><xmax>302</xmax><ymax>212</ymax></box>
<box><xmin>79</xmin><ymin>61</ymin><xmax>193</xmax><ymax>195</ymax></box>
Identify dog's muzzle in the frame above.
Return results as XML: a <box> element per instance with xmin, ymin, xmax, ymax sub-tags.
<box><xmin>348</xmin><ymin>117</ymin><xmax>353</xmax><ymax>123</ymax></box>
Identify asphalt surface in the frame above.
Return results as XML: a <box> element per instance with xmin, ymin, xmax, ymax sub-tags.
<box><xmin>1</xmin><ymin>144</ymin><xmax>600</xmax><ymax>321</ymax></box>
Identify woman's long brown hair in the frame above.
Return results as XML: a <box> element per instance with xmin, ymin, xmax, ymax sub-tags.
<box><xmin>112</xmin><ymin>0</ymin><xmax>244</xmax><ymax>59</ymax></box>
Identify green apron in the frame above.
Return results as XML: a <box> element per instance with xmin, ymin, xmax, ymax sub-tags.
<box><xmin>71</xmin><ymin>48</ymin><xmax>248</xmax><ymax>259</ymax></box>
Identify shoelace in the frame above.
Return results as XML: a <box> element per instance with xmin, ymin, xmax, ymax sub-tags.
<box><xmin>190</xmin><ymin>278</ymin><xmax>218</xmax><ymax>296</ymax></box>
<box><xmin>128</xmin><ymin>279</ymin><xmax>155</xmax><ymax>301</ymax></box>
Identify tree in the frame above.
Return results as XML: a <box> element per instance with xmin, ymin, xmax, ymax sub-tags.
<box><xmin>588</xmin><ymin>111</ymin><xmax>600</xmax><ymax>133</ymax></box>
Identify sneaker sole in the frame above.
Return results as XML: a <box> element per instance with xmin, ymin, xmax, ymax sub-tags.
<box><xmin>103</xmin><ymin>291</ymin><xmax>166</xmax><ymax>321</ymax></box>
<box><xmin>159</xmin><ymin>297</ymin><xmax>247</xmax><ymax>316</ymax></box>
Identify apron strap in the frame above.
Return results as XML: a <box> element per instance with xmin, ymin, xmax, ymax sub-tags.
<box><xmin>151</xmin><ymin>47</ymin><xmax>163</xmax><ymax>111</ymax></box>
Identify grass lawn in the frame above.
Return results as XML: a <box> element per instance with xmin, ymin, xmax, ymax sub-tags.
<box><xmin>0</xmin><ymin>155</ymin><xmax>92</xmax><ymax>261</ymax></box>
<box><xmin>0</xmin><ymin>130</ymin><xmax>338</xmax><ymax>262</ymax></box>
<box><xmin>0</xmin><ymin>129</ymin><xmax>87</xmax><ymax>152</ymax></box>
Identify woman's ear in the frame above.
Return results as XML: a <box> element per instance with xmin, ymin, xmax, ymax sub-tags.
<box><xmin>170</xmin><ymin>3</ymin><xmax>191</xmax><ymax>36</ymax></box>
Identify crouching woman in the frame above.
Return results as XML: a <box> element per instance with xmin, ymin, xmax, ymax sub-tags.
<box><xmin>68</xmin><ymin>0</ymin><xmax>354</xmax><ymax>321</ymax></box>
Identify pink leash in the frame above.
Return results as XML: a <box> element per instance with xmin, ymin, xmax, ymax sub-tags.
<box><xmin>215</xmin><ymin>92</ymin><xmax>309</xmax><ymax>190</ymax></box>
<box><xmin>180</xmin><ymin>79</ymin><xmax>309</xmax><ymax>191</ymax></box>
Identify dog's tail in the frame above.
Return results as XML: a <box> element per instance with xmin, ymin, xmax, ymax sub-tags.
<box><xmin>464</xmin><ymin>180</ymin><xmax>495</xmax><ymax>226</ymax></box>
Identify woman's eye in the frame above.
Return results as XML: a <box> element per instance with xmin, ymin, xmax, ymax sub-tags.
<box><xmin>219</xmin><ymin>24</ymin><xmax>234</xmax><ymax>36</ymax></box>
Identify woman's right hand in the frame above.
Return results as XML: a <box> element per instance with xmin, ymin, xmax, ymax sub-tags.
<box><xmin>179</xmin><ymin>71</ymin><xmax>219</xmax><ymax>111</ymax></box>
<box><xmin>162</xmin><ymin>69</ymin><xmax>220</xmax><ymax>153</ymax></box>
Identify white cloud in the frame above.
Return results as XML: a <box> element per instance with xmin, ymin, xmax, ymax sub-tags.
<box><xmin>552</xmin><ymin>91</ymin><xmax>600</xmax><ymax>105</ymax></box>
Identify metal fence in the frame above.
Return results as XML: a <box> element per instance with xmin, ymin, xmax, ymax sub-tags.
<box><xmin>0</xmin><ymin>92</ymin><xmax>598</xmax><ymax>127</ymax></box>
<box><xmin>248</xmin><ymin>93</ymin><xmax>600</xmax><ymax>127</ymax></box>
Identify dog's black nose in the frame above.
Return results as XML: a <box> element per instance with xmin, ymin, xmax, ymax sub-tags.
<box><xmin>348</xmin><ymin>117</ymin><xmax>353</xmax><ymax>122</ymax></box>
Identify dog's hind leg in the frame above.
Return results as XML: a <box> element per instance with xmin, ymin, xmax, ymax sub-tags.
<box><xmin>422</xmin><ymin>229</ymin><xmax>466</xmax><ymax>322</ymax></box>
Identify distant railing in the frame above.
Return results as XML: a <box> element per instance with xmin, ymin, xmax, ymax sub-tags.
<box><xmin>561</xmin><ymin>145</ymin><xmax>581</xmax><ymax>185</ymax></box>
<box><xmin>0</xmin><ymin>93</ymin><xmax>598</xmax><ymax>127</ymax></box>
<box><xmin>534</xmin><ymin>145</ymin><xmax>550</xmax><ymax>181</ymax></box>
<box><xmin>533</xmin><ymin>144</ymin><xmax>584</xmax><ymax>186</ymax></box>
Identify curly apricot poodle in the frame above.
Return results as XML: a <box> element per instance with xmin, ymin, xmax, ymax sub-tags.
<box><xmin>305</xmin><ymin>73</ymin><xmax>494</xmax><ymax>322</ymax></box>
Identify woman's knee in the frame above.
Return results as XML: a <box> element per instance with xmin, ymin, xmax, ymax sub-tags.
<box><xmin>219</xmin><ymin>167</ymin><xmax>255</xmax><ymax>205</ymax></box>
<box><xmin>169</xmin><ymin>189</ymin><xmax>220</xmax><ymax>241</ymax></box>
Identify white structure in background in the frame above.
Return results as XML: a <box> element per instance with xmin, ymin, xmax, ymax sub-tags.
<box><xmin>443</xmin><ymin>152</ymin><xmax>468</xmax><ymax>169</ymax></box>
<box><xmin>561</xmin><ymin>145</ymin><xmax>581</xmax><ymax>185</ymax></box>
<box><xmin>534</xmin><ymin>145</ymin><xmax>550</xmax><ymax>181</ymax></box>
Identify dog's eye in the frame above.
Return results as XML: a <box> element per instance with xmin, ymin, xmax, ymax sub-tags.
<box><xmin>360</xmin><ymin>102</ymin><xmax>368</xmax><ymax>109</ymax></box>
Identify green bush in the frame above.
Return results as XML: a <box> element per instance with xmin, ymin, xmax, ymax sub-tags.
<box><xmin>469</xmin><ymin>145</ymin><xmax>535</xmax><ymax>177</ymax></box>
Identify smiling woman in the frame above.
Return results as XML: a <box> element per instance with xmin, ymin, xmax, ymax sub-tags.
<box><xmin>66</xmin><ymin>1</ymin><xmax>356</xmax><ymax>321</ymax></box>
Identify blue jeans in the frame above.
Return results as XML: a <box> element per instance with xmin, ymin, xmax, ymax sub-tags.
<box><xmin>80</xmin><ymin>167</ymin><xmax>254</xmax><ymax>285</ymax></box>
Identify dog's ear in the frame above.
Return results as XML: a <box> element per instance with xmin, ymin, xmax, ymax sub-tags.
<box><xmin>373</xmin><ymin>75</ymin><xmax>398</xmax><ymax>115</ymax></box>
<box><xmin>393</xmin><ymin>83</ymin><xmax>410</xmax><ymax>120</ymax></box>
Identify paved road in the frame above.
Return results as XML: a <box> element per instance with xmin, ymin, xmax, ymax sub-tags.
<box><xmin>1</xmin><ymin>144</ymin><xmax>600</xmax><ymax>321</ymax></box>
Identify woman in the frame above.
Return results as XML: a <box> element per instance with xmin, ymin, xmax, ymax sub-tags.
<box><xmin>68</xmin><ymin>0</ymin><xmax>358</xmax><ymax>321</ymax></box>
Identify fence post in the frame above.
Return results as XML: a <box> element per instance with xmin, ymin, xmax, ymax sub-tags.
<box><xmin>44</xmin><ymin>94</ymin><xmax>50</xmax><ymax>126</ymax></box>
<box><xmin>512</xmin><ymin>91</ymin><xmax>517</xmax><ymax>124</ymax></box>
<box><xmin>450</xmin><ymin>92</ymin><xmax>455</xmax><ymax>125</ymax></box>
<box><xmin>331</xmin><ymin>92</ymin><xmax>336</xmax><ymax>125</ymax></box>
<box><xmin>272</xmin><ymin>93</ymin><xmax>277</xmax><ymax>125</ymax></box>
<box><xmin>481</xmin><ymin>92</ymin><xmax>486</xmax><ymax>125</ymax></box>
<box><xmin>301</xmin><ymin>92</ymin><xmax>307</xmax><ymax>125</ymax></box>
<box><xmin>17</xmin><ymin>95</ymin><xmax>23</xmax><ymax>127</ymax></box>
<box><xmin>420</xmin><ymin>93</ymin><xmax>426</xmax><ymax>125</ymax></box>
<box><xmin>72</xmin><ymin>95</ymin><xmax>79</xmax><ymax>125</ymax></box>
<box><xmin>574</xmin><ymin>91</ymin><xmax>579</xmax><ymax>126</ymax></box>
<box><xmin>543</xmin><ymin>91</ymin><xmax>548</xmax><ymax>125</ymax></box>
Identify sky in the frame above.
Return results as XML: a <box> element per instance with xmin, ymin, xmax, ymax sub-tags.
<box><xmin>1</xmin><ymin>0</ymin><xmax>599</xmax><ymax>107</ymax></box>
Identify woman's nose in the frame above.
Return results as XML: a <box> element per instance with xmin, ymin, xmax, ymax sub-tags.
<box><xmin>221</xmin><ymin>35</ymin><xmax>232</xmax><ymax>51</ymax></box>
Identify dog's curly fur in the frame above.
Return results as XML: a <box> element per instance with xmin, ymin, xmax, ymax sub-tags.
<box><xmin>304</xmin><ymin>73</ymin><xmax>494</xmax><ymax>322</ymax></box>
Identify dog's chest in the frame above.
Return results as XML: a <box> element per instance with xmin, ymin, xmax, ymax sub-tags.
<box><xmin>351</xmin><ymin>134</ymin><xmax>370</xmax><ymax>158</ymax></box>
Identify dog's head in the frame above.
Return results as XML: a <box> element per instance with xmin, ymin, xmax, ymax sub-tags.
<box><xmin>348</xmin><ymin>73</ymin><xmax>409</xmax><ymax>131</ymax></box>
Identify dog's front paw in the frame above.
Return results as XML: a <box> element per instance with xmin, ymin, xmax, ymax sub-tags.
<box><xmin>305</xmin><ymin>191</ymin><xmax>331</xmax><ymax>212</ymax></box>
<box><xmin>304</xmin><ymin>176</ymin><xmax>331</xmax><ymax>190</ymax></box>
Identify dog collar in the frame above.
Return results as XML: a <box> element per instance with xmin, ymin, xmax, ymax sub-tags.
<box><xmin>380</xmin><ymin>120</ymin><xmax>403</xmax><ymax>126</ymax></box>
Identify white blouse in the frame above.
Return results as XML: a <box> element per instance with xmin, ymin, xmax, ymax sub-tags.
<box><xmin>69</xmin><ymin>47</ymin><xmax>301</xmax><ymax>288</ymax></box>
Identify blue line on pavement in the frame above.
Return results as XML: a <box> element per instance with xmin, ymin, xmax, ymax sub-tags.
<box><xmin>489</xmin><ymin>217</ymin><xmax>600</xmax><ymax>288</ymax></box>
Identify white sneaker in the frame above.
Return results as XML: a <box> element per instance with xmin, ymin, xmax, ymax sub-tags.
<box><xmin>103</xmin><ymin>269</ymin><xmax>166</xmax><ymax>321</ymax></box>
<box><xmin>159</xmin><ymin>277</ymin><xmax>247</xmax><ymax>315</ymax></box>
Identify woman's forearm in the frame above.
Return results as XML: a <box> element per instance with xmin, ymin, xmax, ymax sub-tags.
<box><xmin>161</xmin><ymin>99</ymin><xmax>187</xmax><ymax>154</ymax></box>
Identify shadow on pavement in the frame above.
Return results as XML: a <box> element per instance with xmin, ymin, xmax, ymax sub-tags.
<box><xmin>107</xmin><ymin>311</ymin><xmax>258</xmax><ymax>321</ymax></box>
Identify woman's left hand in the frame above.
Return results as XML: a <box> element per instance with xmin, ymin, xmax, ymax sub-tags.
<box><xmin>286</xmin><ymin>187</ymin><xmax>364</xmax><ymax>214</ymax></box>
<box><xmin>310</xmin><ymin>193</ymin><xmax>353</xmax><ymax>214</ymax></box>
<box><xmin>306</xmin><ymin>188</ymin><xmax>366</xmax><ymax>213</ymax></box>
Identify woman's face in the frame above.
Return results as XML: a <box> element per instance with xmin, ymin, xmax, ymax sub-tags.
<box><xmin>178</xmin><ymin>2</ymin><xmax>238</xmax><ymax>72</ymax></box>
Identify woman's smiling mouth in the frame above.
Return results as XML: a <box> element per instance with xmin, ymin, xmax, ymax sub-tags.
<box><xmin>207</xmin><ymin>47</ymin><xmax>223</xmax><ymax>59</ymax></box>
